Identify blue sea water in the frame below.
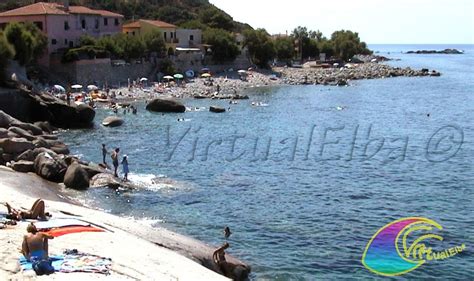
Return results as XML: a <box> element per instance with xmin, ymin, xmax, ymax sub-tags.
<box><xmin>60</xmin><ymin>44</ymin><xmax>474</xmax><ymax>280</ymax></box>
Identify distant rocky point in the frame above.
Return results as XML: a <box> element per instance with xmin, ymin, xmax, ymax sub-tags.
<box><xmin>406</xmin><ymin>48</ymin><xmax>464</xmax><ymax>54</ymax></box>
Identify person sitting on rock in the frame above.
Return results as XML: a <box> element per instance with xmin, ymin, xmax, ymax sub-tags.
<box><xmin>3</xmin><ymin>199</ymin><xmax>49</xmax><ymax>221</ymax></box>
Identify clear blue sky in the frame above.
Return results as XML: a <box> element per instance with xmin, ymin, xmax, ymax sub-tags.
<box><xmin>209</xmin><ymin>0</ymin><xmax>474</xmax><ymax>44</ymax></box>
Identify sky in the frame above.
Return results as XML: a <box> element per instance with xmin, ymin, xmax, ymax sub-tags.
<box><xmin>209</xmin><ymin>0</ymin><xmax>474</xmax><ymax>44</ymax></box>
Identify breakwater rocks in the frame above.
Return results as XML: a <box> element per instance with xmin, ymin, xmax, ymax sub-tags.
<box><xmin>0</xmin><ymin>110</ymin><xmax>106</xmax><ymax>190</ymax></box>
<box><xmin>276</xmin><ymin>63</ymin><xmax>441</xmax><ymax>86</ymax></box>
<box><xmin>406</xmin><ymin>48</ymin><xmax>464</xmax><ymax>54</ymax></box>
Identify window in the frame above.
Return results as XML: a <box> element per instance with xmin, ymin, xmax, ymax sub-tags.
<box><xmin>132</xmin><ymin>31</ymin><xmax>136</xmax><ymax>36</ymax></box>
<box><xmin>164</xmin><ymin>32</ymin><xmax>167</xmax><ymax>40</ymax></box>
<box><xmin>34</xmin><ymin>22</ymin><xmax>43</xmax><ymax>31</ymax></box>
<box><xmin>69</xmin><ymin>41</ymin><xmax>74</xmax><ymax>48</ymax></box>
<box><xmin>64</xmin><ymin>39</ymin><xmax>68</xmax><ymax>45</ymax></box>
<box><xmin>81</xmin><ymin>19</ymin><xmax>86</xmax><ymax>29</ymax></box>
<box><xmin>95</xmin><ymin>19</ymin><xmax>99</xmax><ymax>29</ymax></box>
<box><xmin>171</xmin><ymin>32</ymin><xmax>173</xmax><ymax>39</ymax></box>
<box><xmin>104</xmin><ymin>18</ymin><xmax>108</xmax><ymax>26</ymax></box>
<box><xmin>64</xmin><ymin>21</ymin><xmax>69</xmax><ymax>30</ymax></box>
<box><xmin>190</xmin><ymin>35</ymin><xmax>194</xmax><ymax>41</ymax></box>
<box><xmin>114</xmin><ymin>18</ymin><xmax>119</xmax><ymax>26</ymax></box>
<box><xmin>52</xmin><ymin>39</ymin><xmax>57</xmax><ymax>45</ymax></box>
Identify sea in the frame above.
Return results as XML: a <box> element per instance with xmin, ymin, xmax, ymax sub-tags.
<box><xmin>59</xmin><ymin>44</ymin><xmax>474</xmax><ymax>280</ymax></box>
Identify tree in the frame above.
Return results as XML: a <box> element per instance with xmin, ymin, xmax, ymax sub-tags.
<box><xmin>79</xmin><ymin>35</ymin><xmax>97</xmax><ymax>46</ymax></box>
<box><xmin>331</xmin><ymin>30</ymin><xmax>372</xmax><ymax>61</ymax></box>
<box><xmin>291</xmin><ymin>26</ymin><xmax>320</xmax><ymax>60</ymax></box>
<box><xmin>0</xmin><ymin>32</ymin><xmax>15</xmax><ymax>83</ymax></box>
<box><xmin>203</xmin><ymin>28</ymin><xmax>239</xmax><ymax>63</ymax></box>
<box><xmin>243</xmin><ymin>29</ymin><xmax>275</xmax><ymax>68</ymax></box>
<box><xmin>4</xmin><ymin>22</ymin><xmax>47</xmax><ymax>66</ymax></box>
<box><xmin>199</xmin><ymin>7</ymin><xmax>234</xmax><ymax>31</ymax></box>
<box><xmin>114</xmin><ymin>34</ymin><xmax>146</xmax><ymax>61</ymax></box>
<box><xmin>97</xmin><ymin>35</ymin><xmax>123</xmax><ymax>59</ymax></box>
<box><xmin>274</xmin><ymin>37</ymin><xmax>295</xmax><ymax>63</ymax></box>
<box><xmin>142</xmin><ymin>30</ymin><xmax>166</xmax><ymax>58</ymax></box>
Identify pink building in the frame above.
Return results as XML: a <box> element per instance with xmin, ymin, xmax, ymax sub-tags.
<box><xmin>0</xmin><ymin>1</ymin><xmax>123</xmax><ymax>66</ymax></box>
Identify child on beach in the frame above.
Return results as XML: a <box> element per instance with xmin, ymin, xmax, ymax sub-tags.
<box><xmin>121</xmin><ymin>155</ymin><xmax>129</xmax><ymax>182</ymax></box>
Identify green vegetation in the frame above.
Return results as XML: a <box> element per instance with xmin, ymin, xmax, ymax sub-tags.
<box><xmin>3</xmin><ymin>22</ymin><xmax>47</xmax><ymax>66</ymax></box>
<box><xmin>63</xmin><ymin>32</ymin><xmax>165</xmax><ymax>63</ymax></box>
<box><xmin>203</xmin><ymin>28</ymin><xmax>240</xmax><ymax>63</ymax></box>
<box><xmin>243</xmin><ymin>29</ymin><xmax>275</xmax><ymax>68</ymax></box>
<box><xmin>331</xmin><ymin>30</ymin><xmax>371</xmax><ymax>61</ymax></box>
<box><xmin>274</xmin><ymin>37</ymin><xmax>295</xmax><ymax>63</ymax></box>
<box><xmin>0</xmin><ymin>31</ymin><xmax>15</xmax><ymax>82</ymax></box>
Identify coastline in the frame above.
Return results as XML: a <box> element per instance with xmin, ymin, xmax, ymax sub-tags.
<box><xmin>0</xmin><ymin>166</ymin><xmax>231</xmax><ymax>280</ymax></box>
<box><xmin>104</xmin><ymin>62</ymin><xmax>440</xmax><ymax>102</ymax></box>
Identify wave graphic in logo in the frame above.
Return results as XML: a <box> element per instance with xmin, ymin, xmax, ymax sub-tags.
<box><xmin>362</xmin><ymin>217</ymin><xmax>443</xmax><ymax>276</ymax></box>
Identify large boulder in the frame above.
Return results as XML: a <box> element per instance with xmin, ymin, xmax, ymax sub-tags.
<box><xmin>10</xmin><ymin>121</ymin><xmax>43</xmax><ymax>136</ymax></box>
<box><xmin>8</xmin><ymin>126</ymin><xmax>36</xmax><ymax>141</ymax></box>
<box><xmin>15</xmin><ymin>149</ymin><xmax>35</xmax><ymax>162</ymax></box>
<box><xmin>63</xmin><ymin>162</ymin><xmax>90</xmax><ymax>190</ymax></box>
<box><xmin>76</xmin><ymin>104</ymin><xmax>96</xmax><ymax>124</ymax></box>
<box><xmin>34</xmin><ymin>152</ymin><xmax>67</xmax><ymax>182</ymax></box>
<box><xmin>50</xmin><ymin>143</ymin><xmax>70</xmax><ymax>155</ymax></box>
<box><xmin>34</xmin><ymin>121</ymin><xmax>55</xmax><ymax>133</ymax></box>
<box><xmin>90</xmin><ymin>173</ymin><xmax>122</xmax><ymax>189</ymax></box>
<box><xmin>0</xmin><ymin>128</ymin><xmax>8</xmax><ymax>139</ymax></box>
<box><xmin>146</xmin><ymin>99</ymin><xmax>186</xmax><ymax>113</ymax></box>
<box><xmin>0</xmin><ymin>110</ymin><xmax>16</xmax><ymax>128</ymax></box>
<box><xmin>32</xmin><ymin>138</ymin><xmax>51</xmax><ymax>149</ymax></box>
<box><xmin>102</xmin><ymin>116</ymin><xmax>124</xmax><ymax>127</ymax></box>
<box><xmin>0</xmin><ymin>138</ymin><xmax>35</xmax><ymax>154</ymax></box>
<box><xmin>81</xmin><ymin>164</ymin><xmax>106</xmax><ymax>179</ymax></box>
<box><xmin>209</xmin><ymin>106</ymin><xmax>226</xmax><ymax>113</ymax></box>
<box><xmin>11</xmin><ymin>160</ymin><xmax>35</xmax><ymax>173</ymax></box>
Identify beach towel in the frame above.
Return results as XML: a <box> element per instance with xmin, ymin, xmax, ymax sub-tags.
<box><xmin>20</xmin><ymin>251</ymin><xmax>112</xmax><ymax>275</ymax></box>
<box><xmin>35</xmin><ymin>218</ymin><xmax>91</xmax><ymax>230</ymax></box>
<box><xmin>44</xmin><ymin>226</ymin><xmax>105</xmax><ymax>237</ymax></box>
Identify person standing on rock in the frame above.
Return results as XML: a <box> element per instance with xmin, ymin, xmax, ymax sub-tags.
<box><xmin>101</xmin><ymin>144</ymin><xmax>108</xmax><ymax>165</ymax></box>
<box><xmin>111</xmin><ymin>148</ymin><xmax>120</xmax><ymax>177</ymax></box>
<box><xmin>121</xmin><ymin>155</ymin><xmax>129</xmax><ymax>182</ymax></box>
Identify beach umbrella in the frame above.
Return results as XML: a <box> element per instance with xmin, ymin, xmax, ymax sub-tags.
<box><xmin>71</xmin><ymin>84</ymin><xmax>83</xmax><ymax>89</ymax></box>
<box><xmin>201</xmin><ymin>67</ymin><xmax>210</xmax><ymax>73</ymax></box>
<box><xmin>140</xmin><ymin>77</ymin><xmax>148</xmax><ymax>82</ymax></box>
<box><xmin>174</xmin><ymin>74</ymin><xmax>184</xmax><ymax>80</ymax></box>
<box><xmin>201</xmin><ymin>73</ymin><xmax>211</xmax><ymax>78</ymax></box>
<box><xmin>53</xmin><ymin>85</ymin><xmax>65</xmax><ymax>92</ymax></box>
<box><xmin>238</xmin><ymin>70</ymin><xmax>247</xmax><ymax>75</ymax></box>
<box><xmin>185</xmin><ymin>70</ymin><xmax>195</xmax><ymax>78</ymax></box>
<box><xmin>163</xmin><ymin>75</ymin><xmax>174</xmax><ymax>80</ymax></box>
<box><xmin>333</xmin><ymin>63</ymin><xmax>340</xmax><ymax>67</ymax></box>
<box><xmin>87</xmin><ymin>85</ymin><xmax>98</xmax><ymax>91</ymax></box>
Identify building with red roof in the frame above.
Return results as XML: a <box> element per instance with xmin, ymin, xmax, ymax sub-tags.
<box><xmin>0</xmin><ymin>1</ymin><xmax>123</xmax><ymax>65</ymax></box>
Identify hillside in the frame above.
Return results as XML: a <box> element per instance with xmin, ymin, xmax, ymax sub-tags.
<box><xmin>0</xmin><ymin>0</ymin><xmax>252</xmax><ymax>32</ymax></box>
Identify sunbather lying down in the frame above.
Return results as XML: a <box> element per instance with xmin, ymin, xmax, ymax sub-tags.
<box><xmin>3</xmin><ymin>199</ymin><xmax>50</xmax><ymax>221</ymax></box>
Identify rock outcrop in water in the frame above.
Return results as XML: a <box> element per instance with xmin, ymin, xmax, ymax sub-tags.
<box><xmin>102</xmin><ymin>116</ymin><xmax>124</xmax><ymax>127</ymax></box>
<box><xmin>406</xmin><ymin>48</ymin><xmax>464</xmax><ymax>54</ymax></box>
<box><xmin>146</xmin><ymin>98</ymin><xmax>186</xmax><ymax>113</ymax></box>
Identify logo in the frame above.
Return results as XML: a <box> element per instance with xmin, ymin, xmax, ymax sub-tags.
<box><xmin>362</xmin><ymin>217</ymin><xmax>466</xmax><ymax>276</ymax></box>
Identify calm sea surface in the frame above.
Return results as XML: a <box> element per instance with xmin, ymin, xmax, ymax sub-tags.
<box><xmin>60</xmin><ymin>44</ymin><xmax>473</xmax><ymax>280</ymax></box>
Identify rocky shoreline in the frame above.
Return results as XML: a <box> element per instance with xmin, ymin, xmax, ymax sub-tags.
<box><xmin>109</xmin><ymin>62</ymin><xmax>441</xmax><ymax>101</ymax></box>
<box><xmin>406</xmin><ymin>48</ymin><xmax>464</xmax><ymax>54</ymax></box>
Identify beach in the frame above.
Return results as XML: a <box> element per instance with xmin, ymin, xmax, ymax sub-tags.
<box><xmin>0</xmin><ymin>166</ymin><xmax>230</xmax><ymax>280</ymax></box>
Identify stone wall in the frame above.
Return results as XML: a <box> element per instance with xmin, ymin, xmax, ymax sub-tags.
<box><xmin>50</xmin><ymin>58</ymin><xmax>155</xmax><ymax>87</ymax></box>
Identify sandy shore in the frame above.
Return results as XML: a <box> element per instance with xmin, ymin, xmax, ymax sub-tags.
<box><xmin>0</xmin><ymin>167</ymin><xmax>229</xmax><ymax>280</ymax></box>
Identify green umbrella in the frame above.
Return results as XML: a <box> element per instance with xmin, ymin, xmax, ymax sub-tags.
<box><xmin>173</xmin><ymin>74</ymin><xmax>184</xmax><ymax>79</ymax></box>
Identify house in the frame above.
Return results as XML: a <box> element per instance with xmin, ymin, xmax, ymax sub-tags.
<box><xmin>123</xmin><ymin>19</ymin><xmax>202</xmax><ymax>49</ymax></box>
<box><xmin>0</xmin><ymin>1</ymin><xmax>123</xmax><ymax>66</ymax></box>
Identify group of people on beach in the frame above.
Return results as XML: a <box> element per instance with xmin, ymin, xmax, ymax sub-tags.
<box><xmin>102</xmin><ymin>144</ymin><xmax>129</xmax><ymax>181</ymax></box>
